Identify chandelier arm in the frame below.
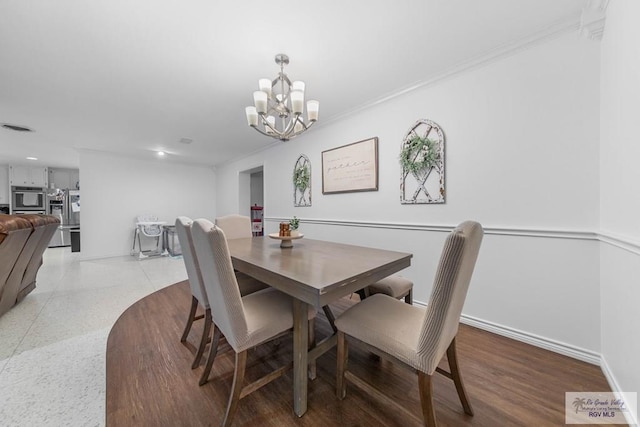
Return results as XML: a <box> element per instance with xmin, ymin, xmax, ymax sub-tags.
<box><xmin>288</xmin><ymin>118</ymin><xmax>316</xmax><ymax>139</ymax></box>
<box><xmin>251</xmin><ymin>122</ymin><xmax>288</xmax><ymax>140</ymax></box>
<box><xmin>294</xmin><ymin>120</ymin><xmax>316</xmax><ymax>136</ymax></box>
<box><xmin>249</xmin><ymin>125</ymin><xmax>274</xmax><ymax>138</ymax></box>
<box><xmin>281</xmin><ymin>114</ymin><xmax>300</xmax><ymax>135</ymax></box>
<box><xmin>259</xmin><ymin>114</ymin><xmax>280</xmax><ymax>135</ymax></box>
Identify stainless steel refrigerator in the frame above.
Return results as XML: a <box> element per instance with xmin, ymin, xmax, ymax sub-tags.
<box><xmin>47</xmin><ymin>189</ymin><xmax>80</xmax><ymax>247</ymax></box>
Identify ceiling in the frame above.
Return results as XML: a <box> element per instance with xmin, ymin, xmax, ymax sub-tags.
<box><xmin>0</xmin><ymin>0</ymin><xmax>588</xmax><ymax>169</ymax></box>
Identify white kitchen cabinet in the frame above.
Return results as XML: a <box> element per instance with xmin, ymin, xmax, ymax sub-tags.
<box><xmin>9</xmin><ymin>165</ymin><xmax>48</xmax><ymax>187</ymax></box>
<box><xmin>48</xmin><ymin>168</ymin><xmax>79</xmax><ymax>190</ymax></box>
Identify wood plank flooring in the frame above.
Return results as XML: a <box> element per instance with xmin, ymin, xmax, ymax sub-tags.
<box><xmin>106</xmin><ymin>281</ymin><xmax>618</xmax><ymax>426</ymax></box>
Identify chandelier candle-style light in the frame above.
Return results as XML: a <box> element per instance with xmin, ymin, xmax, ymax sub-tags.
<box><xmin>245</xmin><ymin>54</ymin><xmax>319</xmax><ymax>141</ymax></box>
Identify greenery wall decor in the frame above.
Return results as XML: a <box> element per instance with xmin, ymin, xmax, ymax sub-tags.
<box><xmin>293</xmin><ymin>154</ymin><xmax>311</xmax><ymax>206</ymax></box>
<box><xmin>400</xmin><ymin>119</ymin><xmax>445</xmax><ymax>204</ymax></box>
<box><xmin>399</xmin><ymin>135</ymin><xmax>438</xmax><ymax>175</ymax></box>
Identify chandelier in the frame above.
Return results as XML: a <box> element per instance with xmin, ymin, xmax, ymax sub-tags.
<box><xmin>245</xmin><ymin>54</ymin><xmax>319</xmax><ymax>141</ymax></box>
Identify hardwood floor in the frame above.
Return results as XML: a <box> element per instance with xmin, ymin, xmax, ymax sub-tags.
<box><xmin>106</xmin><ymin>281</ymin><xmax>617</xmax><ymax>426</ymax></box>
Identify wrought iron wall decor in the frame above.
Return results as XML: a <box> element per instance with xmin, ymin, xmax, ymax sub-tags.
<box><xmin>293</xmin><ymin>154</ymin><xmax>311</xmax><ymax>206</ymax></box>
<box><xmin>400</xmin><ymin>119</ymin><xmax>445</xmax><ymax>204</ymax></box>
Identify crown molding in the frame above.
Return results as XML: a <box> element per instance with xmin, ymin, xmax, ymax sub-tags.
<box><xmin>580</xmin><ymin>0</ymin><xmax>610</xmax><ymax>41</ymax></box>
<box><xmin>317</xmin><ymin>17</ymin><xmax>581</xmax><ymax>129</ymax></box>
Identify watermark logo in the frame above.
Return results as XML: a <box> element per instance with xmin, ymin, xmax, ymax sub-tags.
<box><xmin>566</xmin><ymin>392</ymin><xmax>636</xmax><ymax>424</ymax></box>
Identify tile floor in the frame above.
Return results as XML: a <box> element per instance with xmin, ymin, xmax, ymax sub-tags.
<box><xmin>0</xmin><ymin>247</ymin><xmax>187</xmax><ymax>426</ymax></box>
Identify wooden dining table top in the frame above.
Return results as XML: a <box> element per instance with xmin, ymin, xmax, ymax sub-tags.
<box><xmin>226</xmin><ymin>236</ymin><xmax>413</xmax><ymax>308</ymax></box>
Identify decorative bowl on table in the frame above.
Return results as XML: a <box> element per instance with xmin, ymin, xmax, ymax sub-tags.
<box><xmin>268</xmin><ymin>233</ymin><xmax>304</xmax><ymax>248</ymax></box>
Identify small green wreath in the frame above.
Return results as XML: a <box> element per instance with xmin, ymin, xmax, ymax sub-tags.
<box><xmin>293</xmin><ymin>164</ymin><xmax>310</xmax><ymax>192</ymax></box>
<box><xmin>399</xmin><ymin>135</ymin><xmax>438</xmax><ymax>175</ymax></box>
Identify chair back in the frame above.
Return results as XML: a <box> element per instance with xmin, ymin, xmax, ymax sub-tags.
<box><xmin>191</xmin><ymin>219</ymin><xmax>248</xmax><ymax>351</ymax></box>
<box><xmin>417</xmin><ymin>221</ymin><xmax>483</xmax><ymax>374</ymax></box>
<box><xmin>215</xmin><ymin>214</ymin><xmax>252</xmax><ymax>240</ymax></box>
<box><xmin>175</xmin><ymin>217</ymin><xmax>209</xmax><ymax>308</ymax></box>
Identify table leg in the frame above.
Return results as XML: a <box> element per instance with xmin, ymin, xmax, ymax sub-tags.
<box><xmin>292</xmin><ymin>298</ymin><xmax>309</xmax><ymax>417</ymax></box>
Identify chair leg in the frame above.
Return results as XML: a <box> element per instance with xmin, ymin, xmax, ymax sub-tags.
<box><xmin>336</xmin><ymin>331</ymin><xmax>348</xmax><ymax>399</ymax></box>
<box><xmin>356</xmin><ymin>287</ymin><xmax>371</xmax><ymax>301</ymax></box>
<box><xmin>132</xmin><ymin>229</ymin><xmax>138</xmax><ymax>253</ymax></box>
<box><xmin>418</xmin><ymin>371</ymin><xmax>437</xmax><ymax>427</ymax></box>
<box><xmin>404</xmin><ymin>289</ymin><xmax>413</xmax><ymax>305</ymax></box>
<box><xmin>180</xmin><ymin>296</ymin><xmax>198</xmax><ymax>343</ymax></box>
<box><xmin>192</xmin><ymin>308</ymin><xmax>212</xmax><ymax>369</ymax></box>
<box><xmin>199</xmin><ymin>325</ymin><xmax>222</xmax><ymax>386</ymax></box>
<box><xmin>223</xmin><ymin>350</ymin><xmax>247</xmax><ymax>427</ymax></box>
<box><xmin>447</xmin><ymin>337</ymin><xmax>474</xmax><ymax>416</ymax></box>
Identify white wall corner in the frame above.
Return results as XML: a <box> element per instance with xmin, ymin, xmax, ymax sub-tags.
<box><xmin>600</xmin><ymin>356</ymin><xmax>639</xmax><ymax>427</ymax></box>
<box><xmin>580</xmin><ymin>0</ymin><xmax>610</xmax><ymax>41</ymax></box>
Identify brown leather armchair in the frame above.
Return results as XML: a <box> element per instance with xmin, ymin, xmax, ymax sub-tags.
<box><xmin>0</xmin><ymin>214</ymin><xmax>60</xmax><ymax>317</ymax></box>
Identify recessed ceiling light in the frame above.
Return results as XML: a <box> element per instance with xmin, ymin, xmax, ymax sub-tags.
<box><xmin>2</xmin><ymin>123</ymin><xmax>34</xmax><ymax>132</ymax></box>
<box><xmin>157</xmin><ymin>151</ymin><xmax>166</xmax><ymax>156</ymax></box>
<box><xmin>26</xmin><ymin>156</ymin><xmax>38</xmax><ymax>161</ymax></box>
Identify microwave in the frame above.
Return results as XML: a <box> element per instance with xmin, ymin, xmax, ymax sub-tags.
<box><xmin>12</xmin><ymin>186</ymin><xmax>46</xmax><ymax>211</ymax></box>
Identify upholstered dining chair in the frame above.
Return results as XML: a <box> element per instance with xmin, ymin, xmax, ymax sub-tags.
<box><xmin>335</xmin><ymin>221</ymin><xmax>483</xmax><ymax>426</ymax></box>
<box><xmin>215</xmin><ymin>214</ymin><xmax>252</xmax><ymax>240</ymax></box>
<box><xmin>364</xmin><ymin>275</ymin><xmax>413</xmax><ymax>304</ymax></box>
<box><xmin>191</xmin><ymin>219</ymin><xmax>316</xmax><ymax>426</ymax></box>
<box><xmin>175</xmin><ymin>217</ymin><xmax>212</xmax><ymax>373</ymax></box>
<box><xmin>215</xmin><ymin>214</ymin><xmax>268</xmax><ymax>295</ymax></box>
<box><xmin>175</xmin><ymin>216</ymin><xmax>273</xmax><ymax>386</ymax></box>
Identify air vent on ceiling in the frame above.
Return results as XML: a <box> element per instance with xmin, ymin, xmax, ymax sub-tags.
<box><xmin>179</xmin><ymin>137</ymin><xmax>193</xmax><ymax>144</ymax></box>
<box><xmin>2</xmin><ymin>123</ymin><xmax>33</xmax><ymax>132</ymax></box>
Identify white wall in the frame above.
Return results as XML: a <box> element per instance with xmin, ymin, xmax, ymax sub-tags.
<box><xmin>0</xmin><ymin>165</ymin><xmax>8</xmax><ymax>206</ymax></box>
<box><xmin>217</xmin><ymin>31</ymin><xmax>602</xmax><ymax>356</ymax></box>
<box><xmin>599</xmin><ymin>0</ymin><xmax>640</xmax><ymax>416</ymax></box>
<box><xmin>80</xmin><ymin>151</ymin><xmax>216</xmax><ymax>259</ymax></box>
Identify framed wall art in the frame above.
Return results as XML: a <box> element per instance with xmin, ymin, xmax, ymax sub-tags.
<box><xmin>322</xmin><ymin>137</ymin><xmax>378</xmax><ymax>194</ymax></box>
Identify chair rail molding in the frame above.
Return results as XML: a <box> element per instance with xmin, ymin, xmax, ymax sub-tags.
<box><xmin>266</xmin><ymin>217</ymin><xmax>640</xmax><ymax>255</ymax></box>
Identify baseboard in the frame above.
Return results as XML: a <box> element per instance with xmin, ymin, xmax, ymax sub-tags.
<box><xmin>458</xmin><ymin>312</ymin><xmax>601</xmax><ymax>365</ymax></box>
<box><xmin>409</xmin><ymin>299</ymin><xmax>598</xmax><ymax>364</ymax></box>
<box><xmin>600</xmin><ymin>356</ymin><xmax>638</xmax><ymax>426</ymax></box>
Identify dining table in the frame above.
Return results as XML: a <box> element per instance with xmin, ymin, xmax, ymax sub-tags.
<box><xmin>226</xmin><ymin>235</ymin><xmax>412</xmax><ymax>417</ymax></box>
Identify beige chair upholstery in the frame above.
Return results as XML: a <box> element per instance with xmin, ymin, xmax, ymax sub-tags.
<box><xmin>215</xmin><ymin>214</ymin><xmax>268</xmax><ymax>295</ymax></box>
<box><xmin>175</xmin><ymin>217</ymin><xmax>212</xmax><ymax>379</ymax></box>
<box><xmin>335</xmin><ymin>221</ymin><xmax>483</xmax><ymax>426</ymax></box>
<box><xmin>215</xmin><ymin>214</ymin><xmax>252</xmax><ymax>240</ymax></box>
<box><xmin>192</xmin><ymin>219</ymin><xmax>316</xmax><ymax>425</ymax></box>
<box><xmin>366</xmin><ymin>274</ymin><xmax>413</xmax><ymax>304</ymax></box>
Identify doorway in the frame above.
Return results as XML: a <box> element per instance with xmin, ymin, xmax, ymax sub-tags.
<box><xmin>239</xmin><ymin>165</ymin><xmax>264</xmax><ymax>234</ymax></box>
